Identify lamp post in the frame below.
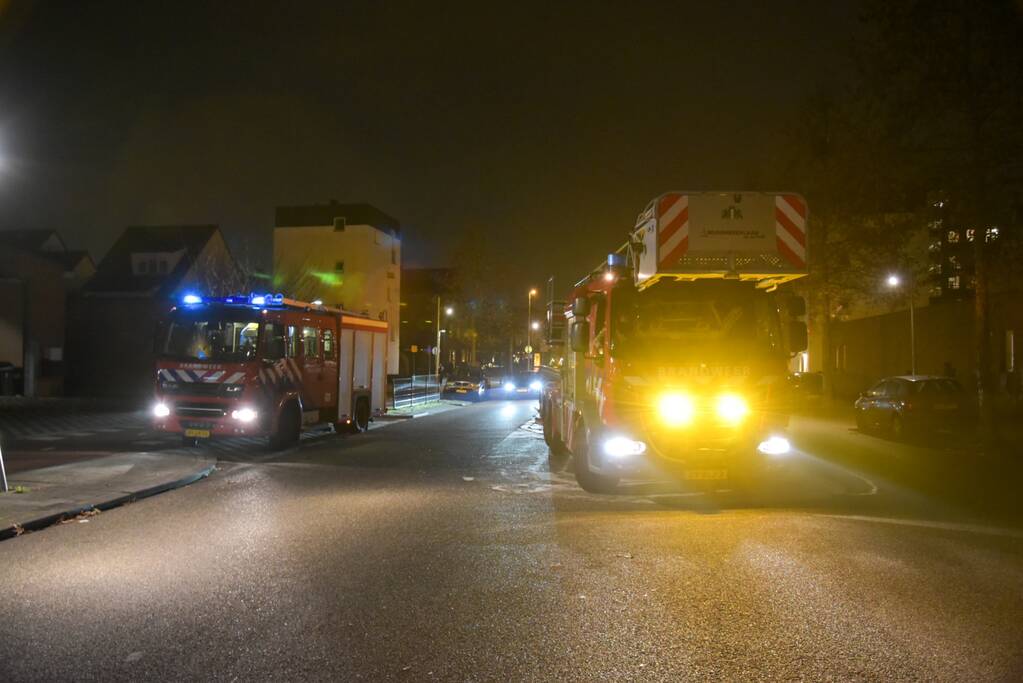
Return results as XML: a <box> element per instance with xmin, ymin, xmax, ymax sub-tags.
<box><xmin>435</xmin><ymin>296</ymin><xmax>453</xmax><ymax>378</ymax></box>
<box><xmin>527</xmin><ymin>288</ymin><xmax>537</xmax><ymax>347</ymax></box>
<box><xmin>887</xmin><ymin>274</ymin><xmax>916</xmax><ymax>375</ymax></box>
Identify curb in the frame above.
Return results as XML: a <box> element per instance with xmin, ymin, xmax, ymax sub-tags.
<box><xmin>0</xmin><ymin>461</ymin><xmax>217</xmax><ymax>542</ymax></box>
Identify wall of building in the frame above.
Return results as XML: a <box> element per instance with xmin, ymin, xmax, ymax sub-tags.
<box><xmin>0</xmin><ymin>249</ymin><xmax>67</xmax><ymax>396</ymax></box>
<box><xmin>274</xmin><ymin>224</ymin><xmax>400</xmax><ymax>374</ymax></box>
<box><xmin>829</xmin><ymin>292</ymin><xmax>1023</xmax><ymax>398</ymax></box>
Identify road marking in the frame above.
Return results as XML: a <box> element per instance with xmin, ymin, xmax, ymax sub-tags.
<box><xmin>821</xmin><ymin>514</ymin><xmax>1023</xmax><ymax>538</ymax></box>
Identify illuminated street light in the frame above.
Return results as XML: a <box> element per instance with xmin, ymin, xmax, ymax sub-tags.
<box><xmin>886</xmin><ymin>273</ymin><xmax>916</xmax><ymax>375</ymax></box>
<box><xmin>527</xmin><ymin>289</ymin><xmax>538</xmax><ymax>367</ymax></box>
<box><xmin>445</xmin><ymin>306</ymin><xmax>454</xmax><ymax>316</ymax></box>
<box><xmin>531</xmin><ymin>321</ymin><xmax>540</xmax><ymax>331</ymax></box>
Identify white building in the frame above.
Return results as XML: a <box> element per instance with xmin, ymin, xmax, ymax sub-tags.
<box><xmin>274</xmin><ymin>202</ymin><xmax>400</xmax><ymax>374</ymax></box>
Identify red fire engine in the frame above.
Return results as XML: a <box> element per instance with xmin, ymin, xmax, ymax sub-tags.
<box><xmin>541</xmin><ymin>192</ymin><xmax>809</xmax><ymax>493</ymax></box>
<box><xmin>152</xmin><ymin>293</ymin><xmax>388</xmax><ymax>448</ymax></box>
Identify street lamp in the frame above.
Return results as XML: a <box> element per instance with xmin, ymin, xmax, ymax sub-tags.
<box><xmin>527</xmin><ymin>288</ymin><xmax>538</xmax><ymax>369</ymax></box>
<box><xmin>435</xmin><ymin>298</ymin><xmax>454</xmax><ymax>378</ymax></box>
<box><xmin>531</xmin><ymin>321</ymin><xmax>540</xmax><ymax>331</ymax></box>
<box><xmin>886</xmin><ymin>273</ymin><xmax>916</xmax><ymax>375</ymax></box>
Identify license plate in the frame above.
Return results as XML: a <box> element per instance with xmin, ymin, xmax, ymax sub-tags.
<box><xmin>185</xmin><ymin>429</ymin><xmax>211</xmax><ymax>439</ymax></box>
<box><xmin>456</xmin><ymin>389</ymin><xmax>468</xmax><ymax>393</ymax></box>
<box><xmin>684</xmin><ymin>469</ymin><xmax>728</xmax><ymax>481</ymax></box>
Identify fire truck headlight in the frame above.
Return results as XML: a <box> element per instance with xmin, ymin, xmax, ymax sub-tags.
<box><xmin>716</xmin><ymin>393</ymin><xmax>750</xmax><ymax>424</ymax></box>
<box><xmin>153</xmin><ymin>402</ymin><xmax>170</xmax><ymax>418</ymax></box>
<box><xmin>658</xmin><ymin>392</ymin><xmax>695</xmax><ymax>426</ymax></box>
<box><xmin>603</xmin><ymin>436</ymin><xmax>646</xmax><ymax>459</ymax></box>
<box><xmin>529</xmin><ymin>381</ymin><xmax>542</xmax><ymax>391</ymax></box>
<box><xmin>757</xmin><ymin>435</ymin><xmax>791</xmax><ymax>457</ymax></box>
<box><xmin>231</xmin><ymin>407</ymin><xmax>258</xmax><ymax>423</ymax></box>
<box><xmin>504</xmin><ymin>382</ymin><xmax>516</xmax><ymax>392</ymax></box>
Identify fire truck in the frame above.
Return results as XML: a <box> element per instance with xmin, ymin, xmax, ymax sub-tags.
<box><xmin>152</xmin><ymin>293</ymin><xmax>388</xmax><ymax>449</ymax></box>
<box><xmin>540</xmin><ymin>192</ymin><xmax>809</xmax><ymax>493</ymax></box>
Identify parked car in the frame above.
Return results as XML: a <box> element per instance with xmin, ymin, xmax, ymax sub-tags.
<box><xmin>854</xmin><ymin>375</ymin><xmax>971</xmax><ymax>439</ymax></box>
<box><xmin>442</xmin><ymin>379</ymin><xmax>486</xmax><ymax>400</ymax></box>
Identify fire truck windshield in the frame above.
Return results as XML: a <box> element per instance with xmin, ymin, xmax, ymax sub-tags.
<box><xmin>161</xmin><ymin>310</ymin><xmax>262</xmax><ymax>363</ymax></box>
<box><xmin>611</xmin><ymin>281</ymin><xmax>781</xmax><ymax>361</ymax></box>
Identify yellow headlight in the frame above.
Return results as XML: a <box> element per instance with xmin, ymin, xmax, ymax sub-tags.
<box><xmin>716</xmin><ymin>393</ymin><xmax>749</xmax><ymax>424</ymax></box>
<box><xmin>658</xmin><ymin>392</ymin><xmax>696</xmax><ymax>426</ymax></box>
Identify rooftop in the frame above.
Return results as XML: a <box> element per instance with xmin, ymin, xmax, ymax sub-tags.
<box><xmin>275</xmin><ymin>202</ymin><xmax>400</xmax><ymax>235</ymax></box>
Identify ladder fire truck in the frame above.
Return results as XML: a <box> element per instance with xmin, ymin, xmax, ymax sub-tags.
<box><xmin>540</xmin><ymin>192</ymin><xmax>809</xmax><ymax>492</ymax></box>
<box><xmin>152</xmin><ymin>293</ymin><xmax>388</xmax><ymax>449</ymax></box>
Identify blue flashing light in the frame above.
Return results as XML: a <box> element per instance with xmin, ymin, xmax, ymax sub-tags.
<box><xmin>250</xmin><ymin>295</ymin><xmax>266</xmax><ymax>306</ymax></box>
<box><xmin>271</xmin><ymin>293</ymin><xmax>285</xmax><ymax>305</ymax></box>
<box><xmin>181</xmin><ymin>293</ymin><xmax>203</xmax><ymax>305</ymax></box>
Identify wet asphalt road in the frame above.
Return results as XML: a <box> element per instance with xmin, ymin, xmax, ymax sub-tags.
<box><xmin>2</xmin><ymin>400</ymin><xmax>1023</xmax><ymax>681</ymax></box>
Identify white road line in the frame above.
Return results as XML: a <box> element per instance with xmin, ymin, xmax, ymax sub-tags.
<box><xmin>821</xmin><ymin>514</ymin><xmax>1023</xmax><ymax>538</ymax></box>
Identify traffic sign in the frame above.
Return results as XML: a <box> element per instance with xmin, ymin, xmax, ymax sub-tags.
<box><xmin>524</xmin><ymin>345</ymin><xmax>533</xmax><ymax>354</ymax></box>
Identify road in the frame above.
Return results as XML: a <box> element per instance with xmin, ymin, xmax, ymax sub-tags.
<box><xmin>2</xmin><ymin>399</ymin><xmax>1023</xmax><ymax>681</ymax></box>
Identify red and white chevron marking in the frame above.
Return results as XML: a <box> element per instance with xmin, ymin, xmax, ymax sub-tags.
<box><xmin>258</xmin><ymin>359</ymin><xmax>303</xmax><ymax>387</ymax></box>
<box><xmin>158</xmin><ymin>368</ymin><xmax>246</xmax><ymax>383</ymax></box>
<box><xmin>775</xmin><ymin>194</ymin><xmax>807</xmax><ymax>268</ymax></box>
<box><xmin>657</xmin><ymin>193</ymin><xmax>689</xmax><ymax>269</ymax></box>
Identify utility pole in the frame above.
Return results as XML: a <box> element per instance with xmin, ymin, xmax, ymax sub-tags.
<box><xmin>435</xmin><ymin>295</ymin><xmax>441</xmax><ymax>379</ymax></box>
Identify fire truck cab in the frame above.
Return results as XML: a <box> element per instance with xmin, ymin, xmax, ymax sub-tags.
<box><xmin>541</xmin><ymin>192</ymin><xmax>809</xmax><ymax>493</ymax></box>
<box><xmin>152</xmin><ymin>293</ymin><xmax>388</xmax><ymax>449</ymax></box>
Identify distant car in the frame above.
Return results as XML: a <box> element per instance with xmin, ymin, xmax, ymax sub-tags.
<box><xmin>854</xmin><ymin>375</ymin><xmax>971</xmax><ymax>439</ymax></box>
<box><xmin>500</xmin><ymin>372</ymin><xmax>544</xmax><ymax>399</ymax></box>
<box><xmin>442</xmin><ymin>379</ymin><xmax>486</xmax><ymax>401</ymax></box>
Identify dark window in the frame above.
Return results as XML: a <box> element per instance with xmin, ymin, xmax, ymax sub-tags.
<box><xmin>263</xmin><ymin>323</ymin><xmax>286</xmax><ymax>360</ymax></box>
<box><xmin>323</xmin><ymin>328</ymin><xmax>335</xmax><ymax>358</ymax></box>
<box><xmin>302</xmin><ymin>326</ymin><xmax>320</xmax><ymax>358</ymax></box>
<box><xmin>286</xmin><ymin>325</ymin><xmax>298</xmax><ymax>358</ymax></box>
<box><xmin>335</xmin><ymin>261</ymin><xmax>345</xmax><ymax>273</ymax></box>
<box><xmin>333</xmin><ymin>217</ymin><xmax>346</xmax><ymax>231</ymax></box>
<box><xmin>139</xmin><ymin>260</ymin><xmax>149</xmax><ymax>274</ymax></box>
<box><xmin>157</xmin><ymin>259</ymin><xmax>168</xmax><ymax>274</ymax></box>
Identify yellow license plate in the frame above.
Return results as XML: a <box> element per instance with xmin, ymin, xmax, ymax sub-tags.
<box><xmin>185</xmin><ymin>429</ymin><xmax>210</xmax><ymax>438</ymax></box>
<box><xmin>456</xmin><ymin>389</ymin><xmax>468</xmax><ymax>393</ymax></box>
<box><xmin>684</xmin><ymin>469</ymin><xmax>728</xmax><ymax>481</ymax></box>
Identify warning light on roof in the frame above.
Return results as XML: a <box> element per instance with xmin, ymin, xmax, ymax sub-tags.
<box><xmin>181</xmin><ymin>293</ymin><xmax>203</xmax><ymax>305</ymax></box>
<box><xmin>250</xmin><ymin>294</ymin><xmax>266</xmax><ymax>306</ymax></box>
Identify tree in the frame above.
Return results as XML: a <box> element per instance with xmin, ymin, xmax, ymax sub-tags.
<box><xmin>854</xmin><ymin>0</ymin><xmax>1023</xmax><ymax>440</ymax></box>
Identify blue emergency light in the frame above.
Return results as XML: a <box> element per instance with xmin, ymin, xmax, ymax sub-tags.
<box><xmin>181</xmin><ymin>293</ymin><xmax>203</xmax><ymax>305</ymax></box>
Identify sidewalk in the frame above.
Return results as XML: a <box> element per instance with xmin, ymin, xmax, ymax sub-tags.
<box><xmin>0</xmin><ymin>450</ymin><xmax>216</xmax><ymax>539</ymax></box>
<box><xmin>379</xmin><ymin>399</ymin><xmax>471</xmax><ymax>420</ymax></box>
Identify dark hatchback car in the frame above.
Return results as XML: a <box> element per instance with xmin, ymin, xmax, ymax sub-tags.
<box><xmin>854</xmin><ymin>375</ymin><xmax>972</xmax><ymax>439</ymax></box>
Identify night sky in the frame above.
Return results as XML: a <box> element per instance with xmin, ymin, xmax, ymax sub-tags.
<box><xmin>0</xmin><ymin>0</ymin><xmax>856</xmax><ymax>293</ymax></box>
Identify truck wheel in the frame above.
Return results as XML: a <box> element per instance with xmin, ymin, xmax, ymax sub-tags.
<box><xmin>351</xmin><ymin>398</ymin><xmax>370</xmax><ymax>433</ymax></box>
<box><xmin>890</xmin><ymin>414</ymin><xmax>905</xmax><ymax>441</ymax></box>
<box><xmin>268</xmin><ymin>402</ymin><xmax>301</xmax><ymax>450</ymax></box>
<box><xmin>572</xmin><ymin>425</ymin><xmax>619</xmax><ymax>494</ymax></box>
<box><xmin>542</xmin><ymin>403</ymin><xmax>569</xmax><ymax>457</ymax></box>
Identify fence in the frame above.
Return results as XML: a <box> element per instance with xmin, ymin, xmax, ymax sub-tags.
<box><xmin>391</xmin><ymin>374</ymin><xmax>442</xmax><ymax>410</ymax></box>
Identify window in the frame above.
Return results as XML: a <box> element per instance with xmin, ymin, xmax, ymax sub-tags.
<box><xmin>1007</xmin><ymin>330</ymin><xmax>1015</xmax><ymax>373</ymax></box>
<box><xmin>335</xmin><ymin>261</ymin><xmax>345</xmax><ymax>273</ymax></box>
<box><xmin>323</xmin><ymin>329</ymin><xmax>335</xmax><ymax>359</ymax></box>
<box><xmin>333</xmin><ymin>217</ymin><xmax>346</xmax><ymax>231</ymax></box>
<box><xmin>391</xmin><ymin>247</ymin><xmax>397</xmax><ymax>265</ymax></box>
<box><xmin>139</xmin><ymin>260</ymin><xmax>149</xmax><ymax>274</ymax></box>
<box><xmin>948</xmin><ymin>275</ymin><xmax>961</xmax><ymax>290</ymax></box>
<box><xmin>966</xmin><ymin>228</ymin><xmax>976</xmax><ymax>242</ymax></box>
<box><xmin>302</xmin><ymin>326</ymin><xmax>320</xmax><ymax>358</ymax></box>
<box><xmin>263</xmin><ymin>323</ymin><xmax>286</xmax><ymax>360</ymax></box>
<box><xmin>157</xmin><ymin>259</ymin><xmax>168</xmax><ymax>274</ymax></box>
<box><xmin>286</xmin><ymin>325</ymin><xmax>298</xmax><ymax>358</ymax></box>
<box><xmin>947</xmin><ymin>230</ymin><xmax>960</xmax><ymax>244</ymax></box>
<box><xmin>987</xmin><ymin>226</ymin><xmax>1000</xmax><ymax>242</ymax></box>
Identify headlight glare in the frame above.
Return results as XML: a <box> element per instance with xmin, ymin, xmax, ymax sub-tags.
<box><xmin>757</xmin><ymin>435</ymin><xmax>791</xmax><ymax>456</ymax></box>
<box><xmin>529</xmin><ymin>381</ymin><xmax>542</xmax><ymax>391</ymax></box>
<box><xmin>603</xmin><ymin>436</ymin><xmax>646</xmax><ymax>458</ymax></box>
<box><xmin>504</xmin><ymin>382</ymin><xmax>516</xmax><ymax>391</ymax></box>
<box><xmin>716</xmin><ymin>393</ymin><xmax>749</xmax><ymax>424</ymax></box>
<box><xmin>153</xmin><ymin>402</ymin><xmax>170</xmax><ymax>418</ymax></box>
<box><xmin>231</xmin><ymin>407</ymin><xmax>258</xmax><ymax>422</ymax></box>
<box><xmin>658</xmin><ymin>392</ymin><xmax>695</xmax><ymax>426</ymax></box>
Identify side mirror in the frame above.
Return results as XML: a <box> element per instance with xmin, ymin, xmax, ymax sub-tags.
<box><xmin>787</xmin><ymin>296</ymin><xmax>806</xmax><ymax>318</ymax></box>
<box><xmin>570</xmin><ymin>320</ymin><xmax>590</xmax><ymax>353</ymax></box>
<box><xmin>572</xmin><ymin>296</ymin><xmax>591</xmax><ymax>317</ymax></box>
<box><xmin>788</xmin><ymin>321</ymin><xmax>808</xmax><ymax>353</ymax></box>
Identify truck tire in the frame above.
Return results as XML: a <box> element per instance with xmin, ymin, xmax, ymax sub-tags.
<box><xmin>572</xmin><ymin>424</ymin><xmax>619</xmax><ymax>494</ymax></box>
<box><xmin>351</xmin><ymin>397</ymin><xmax>370</xmax><ymax>433</ymax></box>
<box><xmin>542</xmin><ymin>402</ymin><xmax>569</xmax><ymax>457</ymax></box>
<box><xmin>268</xmin><ymin>402</ymin><xmax>301</xmax><ymax>451</ymax></box>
